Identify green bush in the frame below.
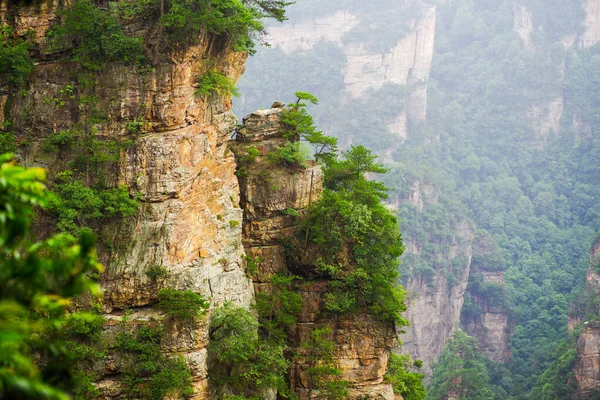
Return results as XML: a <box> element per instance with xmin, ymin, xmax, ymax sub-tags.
<box><xmin>195</xmin><ymin>70</ymin><xmax>239</xmax><ymax>98</ymax></box>
<box><xmin>208</xmin><ymin>303</ymin><xmax>291</xmax><ymax>398</ymax></box>
<box><xmin>294</xmin><ymin>145</ymin><xmax>408</xmax><ymax>323</ymax></box>
<box><xmin>50</xmin><ymin>172</ymin><xmax>139</xmax><ymax>234</ymax></box>
<box><xmin>254</xmin><ymin>274</ymin><xmax>302</xmax><ymax>341</ymax></box>
<box><xmin>55</xmin><ymin>313</ymin><xmax>107</xmax><ymax>399</ymax></box>
<box><xmin>385</xmin><ymin>353</ymin><xmax>426</xmax><ymax>400</ymax></box>
<box><xmin>116</xmin><ymin>318</ymin><xmax>193</xmax><ymax>399</ymax></box>
<box><xmin>0</xmin><ymin>24</ymin><xmax>34</xmax><ymax>86</ymax></box>
<box><xmin>157</xmin><ymin>288</ymin><xmax>209</xmax><ymax>320</ymax></box>
<box><xmin>146</xmin><ymin>265</ymin><xmax>168</xmax><ymax>280</ymax></box>
<box><xmin>47</xmin><ymin>0</ymin><xmax>145</xmax><ymax>70</ymax></box>
<box><xmin>300</xmin><ymin>327</ymin><xmax>349</xmax><ymax>400</ymax></box>
<box><xmin>42</xmin><ymin>129</ymin><xmax>79</xmax><ymax>152</ymax></box>
<box><xmin>0</xmin><ymin>154</ymin><xmax>102</xmax><ymax>399</ymax></box>
<box><xmin>0</xmin><ymin>132</ymin><xmax>17</xmax><ymax>154</ymax></box>
<box><xmin>268</xmin><ymin>141</ymin><xmax>308</xmax><ymax>167</ymax></box>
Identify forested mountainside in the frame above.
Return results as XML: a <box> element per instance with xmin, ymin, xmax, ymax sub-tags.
<box><xmin>0</xmin><ymin>0</ymin><xmax>428</xmax><ymax>399</ymax></box>
<box><xmin>236</xmin><ymin>0</ymin><xmax>600</xmax><ymax>398</ymax></box>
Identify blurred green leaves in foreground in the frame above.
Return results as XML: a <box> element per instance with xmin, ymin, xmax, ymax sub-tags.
<box><xmin>0</xmin><ymin>153</ymin><xmax>102</xmax><ymax>399</ymax></box>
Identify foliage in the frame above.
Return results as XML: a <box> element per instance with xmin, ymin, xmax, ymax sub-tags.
<box><xmin>0</xmin><ymin>154</ymin><xmax>102</xmax><ymax>399</ymax></box>
<box><xmin>529</xmin><ymin>328</ymin><xmax>580</xmax><ymax>399</ymax></box>
<box><xmin>254</xmin><ymin>274</ymin><xmax>302</xmax><ymax>342</ymax></box>
<box><xmin>49</xmin><ymin>171</ymin><xmax>139</xmax><ymax>234</ymax></box>
<box><xmin>268</xmin><ymin>141</ymin><xmax>308</xmax><ymax>167</ymax></box>
<box><xmin>116</xmin><ymin>0</ymin><xmax>291</xmax><ymax>51</ymax></box>
<box><xmin>427</xmin><ymin>332</ymin><xmax>499</xmax><ymax>400</ymax></box>
<box><xmin>208</xmin><ymin>303</ymin><xmax>291</xmax><ymax>398</ymax></box>
<box><xmin>384</xmin><ymin>353</ymin><xmax>426</xmax><ymax>400</ymax></box>
<box><xmin>146</xmin><ymin>264</ymin><xmax>168</xmax><ymax>280</ymax></box>
<box><xmin>300</xmin><ymin>327</ymin><xmax>348</xmax><ymax>400</ymax></box>
<box><xmin>53</xmin><ymin>313</ymin><xmax>107</xmax><ymax>399</ymax></box>
<box><xmin>156</xmin><ymin>288</ymin><xmax>209</xmax><ymax>320</ymax></box>
<box><xmin>297</xmin><ymin>145</ymin><xmax>408</xmax><ymax>323</ymax></box>
<box><xmin>195</xmin><ymin>70</ymin><xmax>239</xmax><ymax>98</ymax></box>
<box><xmin>47</xmin><ymin>0</ymin><xmax>145</xmax><ymax>70</ymax></box>
<box><xmin>281</xmin><ymin>92</ymin><xmax>338</xmax><ymax>163</ymax></box>
<box><xmin>115</xmin><ymin>316</ymin><xmax>193</xmax><ymax>399</ymax></box>
<box><xmin>41</xmin><ymin>124</ymin><xmax>140</xmax><ymax>234</ymax></box>
<box><xmin>0</xmin><ymin>132</ymin><xmax>17</xmax><ymax>154</ymax></box>
<box><xmin>0</xmin><ymin>24</ymin><xmax>34</xmax><ymax>86</ymax></box>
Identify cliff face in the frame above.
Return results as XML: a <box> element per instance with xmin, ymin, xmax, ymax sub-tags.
<box><xmin>1</xmin><ymin>1</ymin><xmax>253</xmax><ymax>397</ymax></box>
<box><xmin>462</xmin><ymin>271</ymin><xmax>511</xmax><ymax>363</ymax></box>
<box><xmin>266</xmin><ymin>4</ymin><xmax>436</xmax><ymax>139</ymax></box>
<box><xmin>581</xmin><ymin>0</ymin><xmax>600</xmax><ymax>48</ymax></box>
<box><xmin>233</xmin><ymin>107</ymin><xmax>397</xmax><ymax>399</ymax></box>
<box><xmin>574</xmin><ymin>240</ymin><xmax>600</xmax><ymax>397</ymax></box>
<box><xmin>461</xmin><ymin>234</ymin><xmax>512</xmax><ymax>363</ymax></box>
<box><xmin>401</xmin><ymin>219</ymin><xmax>475</xmax><ymax>377</ymax></box>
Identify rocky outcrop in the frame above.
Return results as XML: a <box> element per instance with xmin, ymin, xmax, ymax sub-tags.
<box><xmin>575</xmin><ymin>321</ymin><xmax>600</xmax><ymax>397</ymax></box>
<box><xmin>401</xmin><ymin>219</ymin><xmax>475</xmax><ymax>377</ymax></box>
<box><xmin>1</xmin><ymin>1</ymin><xmax>253</xmax><ymax>397</ymax></box>
<box><xmin>462</xmin><ymin>233</ymin><xmax>512</xmax><ymax>363</ymax></box>
<box><xmin>574</xmin><ymin>238</ymin><xmax>600</xmax><ymax>397</ymax></box>
<box><xmin>581</xmin><ymin>0</ymin><xmax>600</xmax><ymax>48</ymax></box>
<box><xmin>462</xmin><ymin>271</ymin><xmax>512</xmax><ymax>362</ymax></box>
<box><xmin>266</xmin><ymin>11</ymin><xmax>358</xmax><ymax>52</ymax></box>
<box><xmin>266</xmin><ymin>4</ymin><xmax>436</xmax><ymax>139</ymax></box>
<box><xmin>514</xmin><ymin>2</ymin><xmax>534</xmax><ymax>49</ymax></box>
<box><xmin>233</xmin><ymin>106</ymin><xmax>397</xmax><ymax>399</ymax></box>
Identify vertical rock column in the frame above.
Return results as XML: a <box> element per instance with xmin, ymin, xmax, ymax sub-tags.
<box><xmin>574</xmin><ymin>239</ymin><xmax>600</xmax><ymax>397</ymax></box>
<box><xmin>233</xmin><ymin>106</ymin><xmax>397</xmax><ymax>399</ymax></box>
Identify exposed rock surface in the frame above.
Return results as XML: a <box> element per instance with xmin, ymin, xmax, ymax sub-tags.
<box><xmin>514</xmin><ymin>2</ymin><xmax>534</xmax><ymax>49</ymax></box>
<box><xmin>462</xmin><ymin>233</ymin><xmax>512</xmax><ymax>363</ymax></box>
<box><xmin>266</xmin><ymin>5</ymin><xmax>436</xmax><ymax>139</ymax></box>
<box><xmin>401</xmin><ymin>220</ymin><xmax>475</xmax><ymax>377</ymax></box>
<box><xmin>462</xmin><ymin>271</ymin><xmax>512</xmax><ymax>362</ymax></box>
<box><xmin>266</xmin><ymin>11</ymin><xmax>358</xmax><ymax>52</ymax></box>
<box><xmin>233</xmin><ymin>106</ymin><xmax>396</xmax><ymax>399</ymax></box>
<box><xmin>574</xmin><ymin>240</ymin><xmax>600</xmax><ymax>397</ymax></box>
<box><xmin>1</xmin><ymin>1</ymin><xmax>253</xmax><ymax>397</ymax></box>
<box><xmin>581</xmin><ymin>0</ymin><xmax>600</xmax><ymax>48</ymax></box>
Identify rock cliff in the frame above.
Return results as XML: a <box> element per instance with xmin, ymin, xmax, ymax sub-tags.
<box><xmin>461</xmin><ymin>233</ymin><xmax>512</xmax><ymax>363</ymax></box>
<box><xmin>581</xmin><ymin>0</ymin><xmax>600</xmax><ymax>48</ymax></box>
<box><xmin>266</xmin><ymin>3</ymin><xmax>436</xmax><ymax>139</ymax></box>
<box><xmin>232</xmin><ymin>106</ymin><xmax>397</xmax><ymax>399</ymax></box>
<box><xmin>573</xmin><ymin>238</ymin><xmax>600</xmax><ymax>397</ymax></box>
<box><xmin>1</xmin><ymin>1</ymin><xmax>252</xmax><ymax>397</ymax></box>
<box><xmin>401</xmin><ymin>219</ymin><xmax>475</xmax><ymax>377</ymax></box>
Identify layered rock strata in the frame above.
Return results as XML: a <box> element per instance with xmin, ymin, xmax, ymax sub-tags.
<box><xmin>574</xmin><ymin>239</ymin><xmax>600</xmax><ymax>397</ymax></box>
<box><xmin>401</xmin><ymin>225</ymin><xmax>473</xmax><ymax>377</ymax></box>
<box><xmin>1</xmin><ymin>1</ymin><xmax>252</xmax><ymax>397</ymax></box>
<box><xmin>233</xmin><ymin>106</ymin><xmax>397</xmax><ymax>399</ymax></box>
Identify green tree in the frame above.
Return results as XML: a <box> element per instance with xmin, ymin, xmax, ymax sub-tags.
<box><xmin>0</xmin><ymin>24</ymin><xmax>34</xmax><ymax>86</ymax></box>
<box><xmin>208</xmin><ymin>303</ymin><xmax>291</xmax><ymax>398</ymax></box>
<box><xmin>281</xmin><ymin>92</ymin><xmax>338</xmax><ymax>163</ymax></box>
<box><xmin>427</xmin><ymin>332</ymin><xmax>496</xmax><ymax>400</ymax></box>
<box><xmin>298</xmin><ymin>145</ymin><xmax>408</xmax><ymax>324</ymax></box>
<box><xmin>385</xmin><ymin>353</ymin><xmax>426</xmax><ymax>400</ymax></box>
<box><xmin>0</xmin><ymin>154</ymin><xmax>102</xmax><ymax>399</ymax></box>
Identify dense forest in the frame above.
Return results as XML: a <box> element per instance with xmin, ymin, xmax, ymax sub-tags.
<box><xmin>236</xmin><ymin>0</ymin><xmax>600</xmax><ymax>398</ymax></box>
